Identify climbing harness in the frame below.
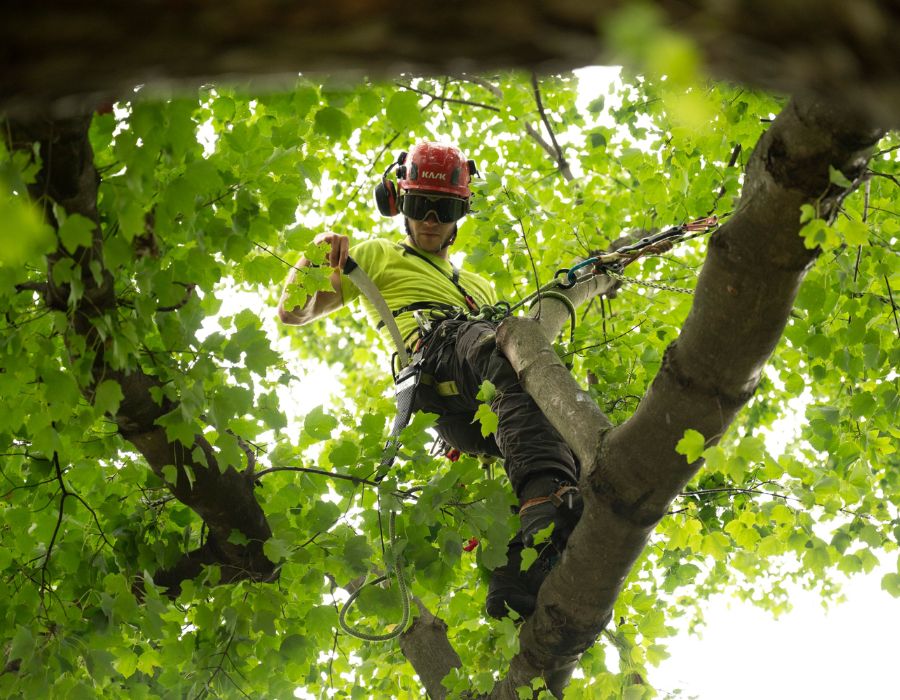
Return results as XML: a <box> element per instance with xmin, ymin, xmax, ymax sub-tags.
<box><xmin>344</xmin><ymin>214</ymin><xmax>723</xmax><ymax>485</ymax></box>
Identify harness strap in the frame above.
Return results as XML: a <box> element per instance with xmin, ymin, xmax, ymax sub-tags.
<box><xmin>418</xmin><ymin>373</ymin><xmax>460</xmax><ymax>397</ymax></box>
<box><xmin>519</xmin><ymin>484</ymin><xmax>579</xmax><ymax>515</ymax></box>
<box><xmin>397</xmin><ymin>243</ymin><xmax>479</xmax><ymax>311</ymax></box>
<box><xmin>376</xmin><ymin>361</ymin><xmax>421</xmax><ymax>480</ymax></box>
<box><xmin>343</xmin><ymin>256</ymin><xmax>410</xmax><ymax>367</ymax></box>
<box><xmin>376</xmin><ymin>300</ymin><xmax>462</xmax><ymax>330</ymax></box>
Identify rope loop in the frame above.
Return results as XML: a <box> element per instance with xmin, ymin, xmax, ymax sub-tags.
<box><xmin>338</xmin><ymin>508</ymin><xmax>412</xmax><ymax>642</ymax></box>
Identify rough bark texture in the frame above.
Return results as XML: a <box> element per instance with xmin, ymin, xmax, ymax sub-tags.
<box><xmin>4</xmin><ymin>118</ymin><xmax>277</xmax><ymax>596</ymax></box>
<box><xmin>398</xmin><ymin>602</ymin><xmax>463</xmax><ymax>700</ymax></box>
<box><xmin>481</xmin><ymin>98</ymin><xmax>883</xmax><ymax>698</ymax></box>
<box><xmin>3</xmin><ymin>1</ymin><xmax>900</xmax><ymax>125</ymax></box>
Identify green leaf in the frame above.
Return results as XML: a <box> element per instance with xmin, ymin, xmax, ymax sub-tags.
<box><xmin>94</xmin><ymin>379</ymin><xmax>124</xmax><ymax>416</ymax></box>
<box><xmin>476</xmin><ymin>380</ymin><xmax>497</xmax><ymax>403</ymax></box>
<box><xmin>473</xmin><ymin>403</ymin><xmax>498</xmax><ymax>438</ymax></box>
<box><xmin>304</xmin><ymin>405</ymin><xmax>338</xmax><ymax>441</ymax></box>
<box><xmin>343</xmin><ymin>535</ymin><xmax>374</xmax><ymax>575</ymax></box>
<box><xmin>8</xmin><ymin>625</ymin><xmax>35</xmax><ymax>663</ymax></box>
<box><xmin>212</xmin><ymin>96</ymin><xmax>236</xmax><ymax>121</ymax></box>
<box><xmin>386</xmin><ymin>91</ymin><xmax>423</xmax><ymax>132</ymax></box>
<box><xmin>799</xmin><ymin>203</ymin><xmax>817</xmax><ymax>224</ymax></box>
<box><xmin>263</xmin><ymin>537</ymin><xmax>292</xmax><ymax>562</ymax></box>
<box><xmin>828</xmin><ymin>165</ymin><xmax>853</xmax><ymax>187</ymax></box>
<box><xmin>0</xmin><ymin>195</ymin><xmax>56</xmax><ymax>266</ymax></box>
<box><xmin>314</xmin><ymin>107</ymin><xmax>351</xmax><ymax>140</ymax></box>
<box><xmin>520</xmin><ymin>546</ymin><xmax>539</xmax><ymax>572</ymax></box>
<box><xmin>328</xmin><ymin>440</ymin><xmax>359</xmax><ymax>468</ymax></box>
<box><xmin>530</xmin><ymin>522</ymin><xmax>554</xmax><ymax>546</ymax></box>
<box><xmin>113</xmin><ymin>649</ymin><xmax>139</xmax><ymax>679</ymax></box>
<box><xmin>227</xmin><ymin>530</ymin><xmax>250</xmax><ymax>545</ymax></box>
<box><xmin>675</xmin><ymin>429</ymin><xmax>705</xmax><ymax>463</ymax></box>
<box><xmin>882</xmin><ymin>573</ymin><xmax>900</xmax><ymax>598</ymax></box>
<box><xmin>58</xmin><ymin>213</ymin><xmax>96</xmax><ymax>253</ymax></box>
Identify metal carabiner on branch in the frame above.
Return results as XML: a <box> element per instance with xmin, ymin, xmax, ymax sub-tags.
<box><xmin>554</xmin><ymin>256</ymin><xmax>600</xmax><ymax>289</ymax></box>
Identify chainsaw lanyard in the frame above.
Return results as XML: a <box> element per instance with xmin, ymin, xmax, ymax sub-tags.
<box><xmin>397</xmin><ymin>243</ymin><xmax>480</xmax><ymax>312</ymax></box>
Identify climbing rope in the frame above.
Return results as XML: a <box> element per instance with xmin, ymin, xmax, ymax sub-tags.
<box><xmin>604</xmin><ymin>269</ymin><xmax>695</xmax><ymax>295</ymax></box>
<box><xmin>338</xmin><ymin>506</ymin><xmax>412</xmax><ymax>642</ymax></box>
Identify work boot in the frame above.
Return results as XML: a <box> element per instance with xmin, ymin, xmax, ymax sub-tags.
<box><xmin>485</xmin><ymin>479</ymin><xmax>583</xmax><ymax>619</ymax></box>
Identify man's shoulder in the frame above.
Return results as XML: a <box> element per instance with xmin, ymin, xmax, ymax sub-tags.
<box><xmin>349</xmin><ymin>237</ymin><xmax>401</xmax><ymax>260</ymax></box>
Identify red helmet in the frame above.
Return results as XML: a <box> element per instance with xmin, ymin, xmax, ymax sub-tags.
<box><xmin>397</xmin><ymin>142</ymin><xmax>474</xmax><ymax>199</ymax></box>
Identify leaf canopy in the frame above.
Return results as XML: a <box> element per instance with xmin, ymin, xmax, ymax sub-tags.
<box><xmin>0</xmin><ymin>68</ymin><xmax>897</xmax><ymax>698</ymax></box>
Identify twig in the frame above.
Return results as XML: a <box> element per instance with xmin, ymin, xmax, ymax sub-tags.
<box><xmin>253</xmin><ymin>241</ymin><xmax>304</xmax><ymax>272</ymax></box>
<box><xmin>675</xmin><ymin>482</ymin><xmax>873</xmax><ymax>520</ymax></box>
<box><xmin>156</xmin><ymin>283</ymin><xmax>196</xmax><ymax>312</ymax></box>
<box><xmin>68</xmin><ymin>491</ymin><xmax>113</xmax><ymax>549</ymax></box>
<box><xmin>13</xmin><ymin>281</ymin><xmax>48</xmax><ymax>295</ymax></box>
<box><xmin>0</xmin><ymin>472</ymin><xmax>56</xmax><ymax>498</ymax></box>
<box><xmin>871</xmin><ymin>143</ymin><xmax>900</xmax><ymax>159</ymax></box>
<box><xmin>562</xmin><ymin>321</ymin><xmax>646</xmax><ymax>357</ymax></box>
<box><xmin>195</xmin><ymin>620</ymin><xmax>242</xmax><ymax>700</ymax></box>
<box><xmin>530</xmin><ymin>73</ymin><xmax>573</xmax><ymax>181</ymax></box>
<box><xmin>394</xmin><ymin>82</ymin><xmax>500</xmax><ymax>112</ymax></box>
<box><xmin>254</xmin><ymin>465</ymin><xmax>379</xmax><ymax>488</ymax></box>
<box><xmin>885</xmin><ymin>274</ymin><xmax>900</xmax><ymax>339</ymax></box>
<box><xmin>40</xmin><ymin>453</ymin><xmax>68</xmax><ymax>608</ymax></box>
<box><xmin>333</xmin><ymin>132</ymin><xmax>402</xmax><ymax>226</ymax></box>
<box><xmin>450</xmin><ymin>73</ymin><xmax>503</xmax><ymax>98</ymax></box>
<box><xmin>708</xmin><ymin>143</ymin><xmax>743</xmax><ymax>214</ymax></box>
<box><xmin>200</xmin><ymin>184</ymin><xmax>241</xmax><ymax>209</ymax></box>
<box><xmin>507</xmin><ymin>188</ymin><xmax>543</xmax><ymax>318</ymax></box>
<box><xmin>868</xmin><ymin>170</ymin><xmax>900</xmax><ymax>188</ymax></box>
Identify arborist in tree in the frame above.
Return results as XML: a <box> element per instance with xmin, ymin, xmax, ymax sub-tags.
<box><xmin>278</xmin><ymin>142</ymin><xmax>582</xmax><ymax>620</ymax></box>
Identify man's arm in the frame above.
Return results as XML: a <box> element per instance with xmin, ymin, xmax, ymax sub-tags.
<box><xmin>277</xmin><ymin>232</ymin><xmax>349</xmax><ymax>326</ymax></box>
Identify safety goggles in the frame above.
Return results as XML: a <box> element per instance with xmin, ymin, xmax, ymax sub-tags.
<box><xmin>398</xmin><ymin>193</ymin><xmax>469</xmax><ymax>223</ymax></box>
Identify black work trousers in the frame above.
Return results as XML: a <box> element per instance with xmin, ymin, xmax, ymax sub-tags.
<box><xmin>412</xmin><ymin>319</ymin><xmax>578</xmax><ymax>497</ymax></box>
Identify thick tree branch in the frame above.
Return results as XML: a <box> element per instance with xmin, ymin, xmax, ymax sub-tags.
<box><xmin>492</xmin><ymin>96</ymin><xmax>883</xmax><ymax>697</ymax></box>
<box><xmin>5</xmin><ymin>1</ymin><xmax>900</xmax><ymax>126</ymax></box>
<box><xmin>398</xmin><ymin>601</ymin><xmax>463</xmax><ymax>700</ymax></box>
<box><xmin>530</xmin><ymin>73</ymin><xmax>573</xmax><ymax>182</ymax></box>
<box><xmin>498</xmin><ymin>317</ymin><xmax>610</xmax><ymax>469</ymax></box>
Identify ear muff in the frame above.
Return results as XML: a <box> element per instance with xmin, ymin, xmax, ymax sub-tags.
<box><xmin>374</xmin><ymin>152</ymin><xmax>408</xmax><ymax>216</ymax></box>
<box><xmin>374</xmin><ymin>178</ymin><xmax>399</xmax><ymax>216</ymax></box>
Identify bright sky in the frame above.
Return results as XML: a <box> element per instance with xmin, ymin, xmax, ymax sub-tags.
<box><xmin>653</xmin><ymin>569</ymin><xmax>900</xmax><ymax>698</ymax></box>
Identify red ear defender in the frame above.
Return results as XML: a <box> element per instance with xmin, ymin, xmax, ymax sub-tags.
<box><xmin>374</xmin><ymin>178</ymin><xmax>399</xmax><ymax>216</ymax></box>
<box><xmin>374</xmin><ymin>152</ymin><xmax>407</xmax><ymax>217</ymax></box>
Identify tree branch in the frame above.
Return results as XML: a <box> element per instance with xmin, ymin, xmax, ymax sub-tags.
<box><xmin>530</xmin><ymin>73</ymin><xmax>572</xmax><ymax>182</ymax></box>
<box><xmin>492</xmin><ymin>96</ymin><xmax>883</xmax><ymax>698</ymax></box>
<box><xmin>398</xmin><ymin>600</ymin><xmax>463</xmax><ymax>700</ymax></box>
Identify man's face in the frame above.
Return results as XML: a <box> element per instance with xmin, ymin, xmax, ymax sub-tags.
<box><xmin>406</xmin><ymin>215</ymin><xmax>457</xmax><ymax>254</ymax></box>
<box><xmin>401</xmin><ymin>189</ymin><xmax>465</xmax><ymax>255</ymax></box>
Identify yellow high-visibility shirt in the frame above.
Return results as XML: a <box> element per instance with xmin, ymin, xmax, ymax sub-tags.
<box><xmin>341</xmin><ymin>238</ymin><xmax>497</xmax><ymax>342</ymax></box>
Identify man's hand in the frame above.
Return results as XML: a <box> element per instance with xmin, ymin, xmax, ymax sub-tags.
<box><xmin>278</xmin><ymin>232</ymin><xmax>348</xmax><ymax>325</ymax></box>
<box><xmin>315</xmin><ymin>232</ymin><xmax>350</xmax><ymax>269</ymax></box>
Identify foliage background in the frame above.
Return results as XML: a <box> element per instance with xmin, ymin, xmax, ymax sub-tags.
<box><xmin>1</xmin><ymin>65</ymin><xmax>898</xmax><ymax>698</ymax></box>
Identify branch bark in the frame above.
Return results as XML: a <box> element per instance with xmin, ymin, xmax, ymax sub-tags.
<box><xmin>4</xmin><ymin>1</ymin><xmax>900</xmax><ymax>126</ymax></box>
<box><xmin>491</xmin><ymin>96</ymin><xmax>883</xmax><ymax>697</ymax></box>
<box><xmin>398</xmin><ymin>601</ymin><xmax>463</xmax><ymax>700</ymax></box>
